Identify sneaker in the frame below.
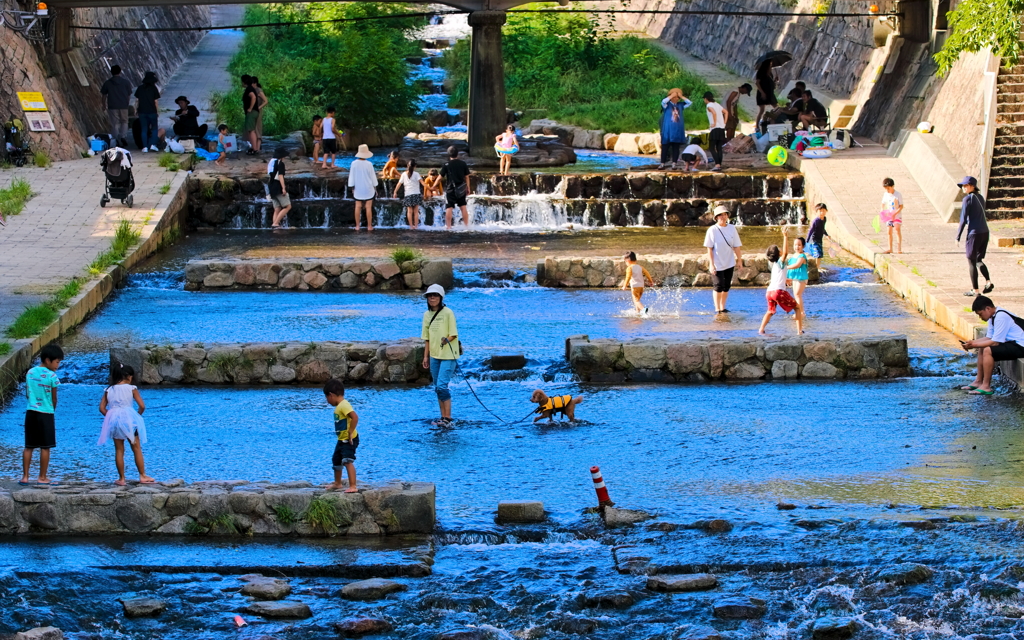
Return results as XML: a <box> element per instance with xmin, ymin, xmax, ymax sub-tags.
<box><xmin>141</xmin><ymin>147</ymin><xmax>149</xmax><ymax>153</ymax></box>
<box><xmin>983</xmin><ymin>283</ymin><xmax>995</xmax><ymax>294</ymax></box>
<box><xmin>149</xmin><ymin>145</ymin><xmax>159</xmax><ymax>152</ymax></box>
<box><xmin>964</xmin><ymin>291</ymin><xmax>978</xmax><ymax>297</ymax></box>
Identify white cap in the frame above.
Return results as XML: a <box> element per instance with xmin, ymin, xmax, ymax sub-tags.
<box><xmin>424</xmin><ymin>284</ymin><xmax>445</xmax><ymax>298</ymax></box>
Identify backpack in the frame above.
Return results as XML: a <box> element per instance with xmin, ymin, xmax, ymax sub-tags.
<box><xmin>829</xmin><ymin>129</ymin><xmax>856</xmax><ymax>149</ymax></box>
<box><xmin>995</xmin><ymin>309</ymin><xmax>1024</xmax><ymax>335</ymax></box>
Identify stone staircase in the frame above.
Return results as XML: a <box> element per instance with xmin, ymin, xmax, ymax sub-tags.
<box><xmin>989</xmin><ymin>63</ymin><xmax>1024</xmax><ymax>218</ymax></box>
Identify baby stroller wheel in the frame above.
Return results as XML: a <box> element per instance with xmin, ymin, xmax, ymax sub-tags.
<box><xmin>100</xmin><ymin>194</ymin><xmax>109</xmax><ymax>208</ymax></box>
<box><xmin>124</xmin><ymin>194</ymin><xmax>134</xmax><ymax>208</ymax></box>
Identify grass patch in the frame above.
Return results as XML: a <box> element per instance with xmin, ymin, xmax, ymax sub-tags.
<box><xmin>88</xmin><ymin>218</ymin><xmax>142</xmax><ymax>275</ymax></box>
<box><xmin>157</xmin><ymin>153</ymin><xmax>177</xmax><ymax>169</ymax></box>
<box><xmin>911</xmin><ymin>266</ymin><xmax>922</xmax><ymax>276</ymax></box>
<box><xmin>32</xmin><ymin>150</ymin><xmax>51</xmax><ymax>168</ymax></box>
<box><xmin>200</xmin><ymin>183</ymin><xmax>216</xmax><ymax>200</ymax></box>
<box><xmin>207</xmin><ymin>353</ymin><xmax>240</xmax><ymax>377</ymax></box>
<box><xmin>0</xmin><ymin>342</ymin><xmax>11</xmax><ymax>356</ymax></box>
<box><xmin>0</xmin><ymin>177</ymin><xmax>33</xmax><ymax>218</ymax></box>
<box><xmin>184</xmin><ymin>520</ymin><xmax>208</xmax><ymax>536</ymax></box>
<box><xmin>4</xmin><ymin>277</ymin><xmax>85</xmax><ymax>339</ymax></box>
<box><xmin>391</xmin><ymin>247</ymin><xmax>421</xmax><ymax>264</ymax></box>
<box><xmin>442</xmin><ymin>10</ymin><xmax>714</xmax><ymax>133</ymax></box>
<box><xmin>159</xmin><ymin>182</ymin><xmax>171</xmax><ymax>195</ymax></box>
<box><xmin>213</xmin><ymin>3</ymin><xmax>424</xmax><ymax>135</ymax></box>
<box><xmin>273</xmin><ymin>504</ymin><xmax>297</xmax><ymax>525</ymax></box>
<box><xmin>208</xmin><ymin>513</ymin><xmax>239</xmax><ymax>534</ymax></box>
<box><xmin>927</xmin><ymin>279</ymin><xmax>937</xmax><ymax>287</ymax></box>
<box><xmin>304</xmin><ymin>496</ymin><xmax>339</xmax><ymax>534</ymax></box>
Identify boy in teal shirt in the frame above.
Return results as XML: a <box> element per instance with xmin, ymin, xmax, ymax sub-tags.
<box><xmin>323</xmin><ymin>378</ymin><xmax>359</xmax><ymax>493</ymax></box>
<box><xmin>22</xmin><ymin>344</ymin><xmax>63</xmax><ymax>486</ymax></box>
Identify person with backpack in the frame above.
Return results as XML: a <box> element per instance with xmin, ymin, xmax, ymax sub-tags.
<box><xmin>956</xmin><ymin>176</ymin><xmax>995</xmax><ymax>297</ymax></box>
<box><xmin>268</xmin><ymin>147</ymin><xmax>291</xmax><ymax>229</ymax></box>
<box><xmin>421</xmin><ymin>284</ymin><xmax>460</xmax><ymax>426</ymax></box>
<box><xmin>960</xmin><ymin>295</ymin><xmax>1024</xmax><ymax>395</ymax></box>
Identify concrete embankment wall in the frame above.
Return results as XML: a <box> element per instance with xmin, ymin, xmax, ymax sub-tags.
<box><xmin>184</xmin><ymin>258</ymin><xmax>454</xmax><ymax>292</ymax></box>
<box><xmin>0</xmin><ymin>480</ymin><xmax>435</xmax><ymax>538</ymax></box>
<box><xmin>1</xmin><ymin>6</ymin><xmax>209</xmax><ymax>161</ymax></box>
<box><xmin>111</xmin><ymin>341</ymin><xmax>430</xmax><ymax>386</ymax></box>
<box><xmin>567</xmin><ymin>335</ymin><xmax>910</xmax><ymax>383</ymax></box>
<box><xmin>540</xmin><ymin>254</ymin><xmax>819</xmax><ymax>288</ymax></box>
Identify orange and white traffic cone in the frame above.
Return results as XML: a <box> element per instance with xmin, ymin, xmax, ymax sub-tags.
<box><xmin>591</xmin><ymin>466</ymin><xmax>614</xmax><ymax>507</ymax></box>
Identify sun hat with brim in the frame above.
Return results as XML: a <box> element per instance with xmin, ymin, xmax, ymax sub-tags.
<box><xmin>425</xmin><ymin>284</ymin><xmax>445</xmax><ymax>298</ymax></box>
<box><xmin>713</xmin><ymin>205</ymin><xmax>731</xmax><ymax>219</ymax></box>
<box><xmin>274</xmin><ymin>147</ymin><xmax>288</xmax><ymax>159</ymax></box>
<box><xmin>667</xmin><ymin>88</ymin><xmax>684</xmax><ymax>100</ymax></box>
<box><xmin>957</xmin><ymin>176</ymin><xmax>977</xmax><ymax>187</ymax></box>
<box><xmin>175</xmin><ymin>96</ymin><xmax>190</xmax><ymax>105</ymax></box>
<box><xmin>355</xmin><ymin>144</ymin><xmax>373</xmax><ymax>159</ymax></box>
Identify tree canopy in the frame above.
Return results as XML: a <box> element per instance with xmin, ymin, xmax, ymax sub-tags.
<box><xmin>934</xmin><ymin>0</ymin><xmax>1024</xmax><ymax>75</ymax></box>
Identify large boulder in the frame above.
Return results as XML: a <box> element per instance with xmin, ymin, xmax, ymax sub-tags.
<box><xmin>647</xmin><ymin>573</ymin><xmax>718</xmax><ymax>592</ymax></box>
<box><xmin>613</xmin><ymin>134</ymin><xmax>641</xmax><ymax>154</ymax></box>
<box><xmin>240</xmin><ymin>575</ymin><xmax>292</xmax><ymax>600</ymax></box>
<box><xmin>341</xmin><ymin>578</ymin><xmax>407</xmax><ymax>601</ymax></box>
<box><xmin>121</xmin><ymin>598</ymin><xmax>167</xmax><ymax>618</ymax></box>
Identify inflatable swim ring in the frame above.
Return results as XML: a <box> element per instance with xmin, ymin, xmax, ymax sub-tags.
<box><xmin>494</xmin><ymin>144</ymin><xmax>519</xmax><ymax>156</ymax></box>
<box><xmin>801</xmin><ymin>147</ymin><xmax>832</xmax><ymax>159</ymax></box>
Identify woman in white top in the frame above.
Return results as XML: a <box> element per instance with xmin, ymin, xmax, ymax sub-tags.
<box><xmin>348</xmin><ymin>144</ymin><xmax>378</xmax><ymax>231</ymax></box>
<box><xmin>680</xmin><ymin>140</ymin><xmax>709</xmax><ymax>172</ymax></box>
<box><xmin>704</xmin><ymin>91</ymin><xmax>728</xmax><ymax>172</ymax></box>
<box><xmin>393</xmin><ymin>159</ymin><xmax>425</xmax><ymax>229</ymax></box>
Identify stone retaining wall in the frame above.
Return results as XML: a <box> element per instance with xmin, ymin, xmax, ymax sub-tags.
<box><xmin>567</xmin><ymin>335</ymin><xmax>909</xmax><ymax>382</ymax></box>
<box><xmin>541</xmin><ymin>254</ymin><xmax>819</xmax><ymax>288</ymax></box>
<box><xmin>184</xmin><ymin>258</ymin><xmax>453</xmax><ymax>292</ymax></box>
<box><xmin>111</xmin><ymin>341</ymin><xmax>429</xmax><ymax>386</ymax></box>
<box><xmin>0</xmin><ymin>480</ymin><xmax>435</xmax><ymax>537</ymax></box>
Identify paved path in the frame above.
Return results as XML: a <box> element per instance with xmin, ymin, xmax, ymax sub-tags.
<box><xmin>0</xmin><ymin>6</ymin><xmax>246</xmax><ymax>334</ymax></box>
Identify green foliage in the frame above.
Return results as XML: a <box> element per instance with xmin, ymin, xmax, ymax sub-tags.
<box><xmin>0</xmin><ymin>177</ymin><xmax>34</xmax><ymax>218</ymax></box>
<box><xmin>935</xmin><ymin>0</ymin><xmax>1024</xmax><ymax>75</ymax></box>
<box><xmin>51</xmin><ymin>278</ymin><xmax>82</xmax><ymax>307</ymax></box>
<box><xmin>0</xmin><ymin>342</ymin><xmax>11</xmax><ymax>356</ymax></box>
<box><xmin>88</xmin><ymin>218</ymin><xmax>141</xmax><ymax>275</ymax></box>
<box><xmin>208</xmin><ymin>353</ymin><xmax>240</xmax><ymax>376</ymax></box>
<box><xmin>184</xmin><ymin>520</ymin><xmax>208</xmax><ymax>535</ymax></box>
<box><xmin>32</xmin><ymin>150</ymin><xmax>51</xmax><ymax>168</ymax></box>
<box><xmin>200</xmin><ymin>182</ymin><xmax>216</xmax><ymax>199</ymax></box>
<box><xmin>159</xmin><ymin>182</ymin><xmax>171</xmax><ymax>195</ymax></box>
<box><xmin>273</xmin><ymin>504</ymin><xmax>297</xmax><ymax>525</ymax></box>
<box><xmin>442</xmin><ymin>12</ymin><xmax>713</xmax><ymax>133</ymax></box>
<box><xmin>213</xmin><ymin>3</ymin><xmax>425</xmax><ymax>135</ymax></box>
<box><xmin>209</xmin><ymin>513</ymin><xmax>239</xmax><ymax>534</ymax></box>
<box><xmin>4</xmin><ymin>277</ymin><xmax>83</xmax><ymax>339</ymax></box>
<box><xmin>157</xmin><ymin>153</ymin><xmax>178</xmax><ymax>169</ymax></box>
<box><xmin>304</xmin><ymin>496</ymin><xmax>340</xmax><ymax>534</ymax></box>
<box><xmin>391</xmin><ymin>247</ymin><xmax>421</xmax><ymax>264</ymax></box>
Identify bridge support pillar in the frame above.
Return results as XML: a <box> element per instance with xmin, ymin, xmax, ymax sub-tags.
<box><xmin>467</xmin><ymin>10</ymin><xmax>507</xmax><ymax>159</ymax></box>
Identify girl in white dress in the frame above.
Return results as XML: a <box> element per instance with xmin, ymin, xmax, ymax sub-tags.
<box><xmin>99</xmin><ymin>363</ymin><xmax>154</xmax><ymax>486</ymax></box>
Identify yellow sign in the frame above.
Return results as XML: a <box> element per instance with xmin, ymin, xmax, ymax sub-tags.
<box><xmin>18</xmin><ymin>92</ymin><xmax>48</xmax><ymax>111</ymax></box>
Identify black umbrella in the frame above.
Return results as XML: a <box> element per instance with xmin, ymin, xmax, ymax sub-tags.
<box><xmin>755</xmin><ymin>50</ymin><xmax>794</xmax><ymax>68</ymax></box>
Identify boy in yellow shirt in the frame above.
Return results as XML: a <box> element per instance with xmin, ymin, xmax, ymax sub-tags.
<box><xmin>324</xmin><ymin>378</ymin><xmax>359</xmax><ymax>493</ymax></box>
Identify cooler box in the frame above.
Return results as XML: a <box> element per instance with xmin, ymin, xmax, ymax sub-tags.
<box><xmin>90</xmin><ymin>138</ymin><xmax>109</xmax><ymax>152</ymax></box>
<box><xmin>222</xmin><ymin>134</ymin><xmax>238</xmax><ymax>153</ymax></box>
<box><xmin>766</xmin><ymin>123</ymin><xmax>792</xmax><ymax>142</ymax></box>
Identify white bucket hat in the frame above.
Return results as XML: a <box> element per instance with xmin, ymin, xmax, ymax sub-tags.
<box><xmin>424</xmin><ymin>284</ymin><xmax>445</xmax><ymax>298</ymax></box>
<box><xmin>354</xmin><ymin>144</ymin><xmax>373</xmax><ymax>159</ymax></box>
<box><xmin>713</xmin><ymin>205</ymin><xmax>731</xmax><ymax>219</ymax></box>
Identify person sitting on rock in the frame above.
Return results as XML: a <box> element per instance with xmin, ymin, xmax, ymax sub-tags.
<box><xmin>960</xmin><ymin>295</ymin><xmax>1024</xmax><ymax>396</ymax></box>
<box><xmin>170</xmin><ymin>96</ymin><xmax>208</xmax><ymax>140</ymax></box>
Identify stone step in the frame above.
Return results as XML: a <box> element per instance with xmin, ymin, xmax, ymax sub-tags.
<box><xmin>998</xmin><ymin>92</ymin><xmax>1024</xmax><ymax>104</ymax></box>
<box><xmin>989</xmin><ymin>165</ymin><xmax>1024</xmax><ymax>177</ymax></box>
<box><xmin>997</xmin><ymin>114</ymin><xmax>1024</xmax><ymax>125</ymax></box>
<box><xmin>988</xmin><ymin>175</ymin><xmax>1024</xmax><ymax>189</ymax></box>
<box><xmin>984</xmin><ymin>207</ymin><xmax>1024</xmax><ymax>220</ymax></box>
<box><xmin>997</xmin><ymin>103</ymin><xmax>1024</xmax><ymax>114</ymax></box>
<box><xmin>988</xmin><ymin>187</ymin><xmax>1024</xmax><ymax>200</ymax></box>
<box><xmin>993</xmin><ymin>144</ymin><xmax>1024</xmax><ymax>157</ymax></box>
<box><xmin>994</xmin><ymin>135</ymin><xmax>1024</xmax><ymax>146</ymax></box>
<box><xmin>989</xmin><ymin>155</ymin><xmax>1024</xmax><ymax>167</ymax></box>
<box><xmin>996</xmin><ymin>125</ymin><xmax>1024</xmax><ymax>137</ymax></box>
<box><xmin>997</xmin><ymin>82</ymin><xmax>1024</xmax><ymax>95</ymax></box>
<box><xmin>985</xmin><ymin>198</ymin><xmax>1024</xmax><ymax>210</ymax></box>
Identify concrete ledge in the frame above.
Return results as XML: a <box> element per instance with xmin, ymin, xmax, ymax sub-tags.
<box><xmin>540</xmin><ymin>254</ymin><xmax>819</xmax><ymax>288</ymax></box>
<box><xmin>889</xmin><ymin>131</ymin><xmax>966</xmax><ymax>223</ymax></box>
<box><xmin>567</xmin><ymin>336</ymin><xmax>909</xmax><ymax>382</ymax></box>
<box><xmin>0</xmin><ymin>479</ymin><xmax>435</xmax><ymax>536</ymax></box>
<box><xmin>184</xmin><ymin>258</ymin><xmax>453</xmax><ymax>292</ymax></box>
<box><xmin>111</xmin><ymin>340</ymin><xmax>429</xmax><ymax>385</ymax></box>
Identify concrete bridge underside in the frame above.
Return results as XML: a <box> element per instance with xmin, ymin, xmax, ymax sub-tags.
<box><xmin>49</xmin><ymin>0</ymin><xmax>516</xmax><ymax>156</ymax></box>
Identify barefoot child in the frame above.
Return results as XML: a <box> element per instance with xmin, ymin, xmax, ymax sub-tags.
<box><xmin>494</xmin><ymin>125</ymin><xmax>519</xmax><ymax>175</ymax></box>
<box><xmin>783</xmin><ymin>227</ymin><xmax>810</xmax><ymax>327</ymax></box>
<box><xmin>425</xmin><ymin>168</ymin><xmax>443</xmax><ymax>198</ymax></box>
<box><xmin>98</xmin><ymin>363</ymin><xmax>153</xmax><ymax>486</ymax></box>
<box><xmin>805</xmin><ymin>203</ymin><xmax>829</xmax><ymax>269</ymax></box>
<box><xmin>321</xmin><ymin>106</ymin><xmax>340</xmax><ymax>168</ymax></box>
<box><xmin>381</xmin><ymin>150</ymin><xmax>400</xmax><ymax>180</ymax></box>
<box><xmin>621</xmin><ymin>251</ymin><xmax>654</xmax><ymax>314</ymax></box>
<box><xmin>324</xmin><ymin>378</ymin><xmax>359</xmax><ymax>493</ymax></box>
<box><xmin>311</xmin><ymin>114</ymin><xmax>323</xmax><ymax>163</ymax></box>
<box><xmin>758</xmin><ymin>244</ymin><xmax>802</xmax><ymax>335</ymax></box>
<box><xmin>215</xmin><ymin>124</ymin><xmax>229</xmax><ymax>166</ymax></box>
<box><xmin>22</xmin><ymin>344</ymin><xmax>63</xmax><ymax>486</ymax></box>
<box><xmin>881</xmin><ymin>177</ymin><xmax>903</xmax><ymax>254</ymax></box>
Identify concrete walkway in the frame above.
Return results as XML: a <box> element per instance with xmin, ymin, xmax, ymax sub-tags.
<box><xmin>0</xmin><ymin>6</ymin><xmax>245</xmax><ymax>334</ymax></box>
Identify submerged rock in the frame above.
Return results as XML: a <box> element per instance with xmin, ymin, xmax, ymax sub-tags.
<box><xmin>582</xmin><ymin>590</ymin><xmax>635</xmax><ymax>609</ymax></box>
<box><xmin>335</xmin><ymin>617</ymin><xmax>394</xmax><ymax>637</ymax></box>
<box><xmin>874</xmin><ymin>563</ymin><xmax>934</xmax><ymax>585</ymax></box>
<box><xmin>602</xmin><ymin>507</ymin><xmax>653</xmax><ymax>528</ymax></box>
<box><xmin>435</xmin><ymin>628</ymin><xmax>495</xmax><ymax>640</ymax></box>
<box><xmin>549</xmin><ymin>616</ymin><xmax>599</xmax><ymax>634</ymax></box>
<box><xmin>14</xmin><ymin>628</ymin><xmax>63</xmax><ymax>640</ymax></box>
<box><xmin>341</xmin><ymin>577</ymin><xmax>406</xmax><ymax>601</ymax></box>
<box><xmin>700</xmin><ymin>519</ymin><xmax>733</xmax><ymax>534</ymax></box>
<box><xmin>648</xmin><ymin>574</ymin><xmax>718</xmax><ymax>592</ymax></box>
<box><xmin>240</xmin><ymin>574</ymin><xmax>292</xmax><ymax>600</ymax></box>
<box><xmin>120</xmin><ymin>597</ymin><xmax>167</xmax><ymax>618</ymax></box>
<box><xmin>973</xmin><ymin>580</ymin><xmax>1021</xmax><ymax>599</ymax></box>
<box><xmin>811</xmin><ymin>616</ymin><xmax>857</xmax><ymax>639</ymax></box>
<box><xmin>245</xmin><ymin>600</ymin><xmax>312</xmax><ymax>618</ymax></box>
<box><xmin>675</xmin><ymin>625</ymin><xmax>722</xmax><ymax>640</ymax></box>
<box><xmin>712</xmin><ymin>595</ymin><xmax>767</xmax><ymax>619</ymax></box>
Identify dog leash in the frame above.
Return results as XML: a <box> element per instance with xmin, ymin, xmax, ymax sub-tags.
<box><xmin>445</xmin><ymin>340</ymin><xmax>509</xmax><ymax>425</ymax></box>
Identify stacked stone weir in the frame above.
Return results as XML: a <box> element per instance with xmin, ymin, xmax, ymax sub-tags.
<box><xmin>540</xmin><ymin>254</ymin><xmax>819</xmax><ymax>288</ymax></box>
<box><xmin>989</xmin><ymin>63</ymin><xmax>1024</xmax><ymax>218</ymax></box>
<box><xmin>184</xmin><ymin>258</ymin><xmax>453</xmax><ymax>292</ymax></box>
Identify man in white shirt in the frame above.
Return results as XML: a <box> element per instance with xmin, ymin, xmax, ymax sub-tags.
<box><xmin>703</xmin><ymin>205</ymin><xmax>743</xmax><ymax>313</ymax></box>
<box><xmin>704</xmin><ymin>92</ymin><xmax>728</xmax><ymax>172</ymax></box>
<box><xmin>961</xmin><ymin>295</ymin><xmax>1024</xmax><ymax>395</ymax></box>
<box><xmin>348</xmin><ymin>144</ymin><xmax>378</xmax><ymax>231</ymax></box>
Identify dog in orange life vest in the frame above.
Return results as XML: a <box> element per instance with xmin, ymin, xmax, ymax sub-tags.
<box><xmin>530</xmin><ymin>390</ymin><xmax>584</xmax><ymax>422</ymax></box>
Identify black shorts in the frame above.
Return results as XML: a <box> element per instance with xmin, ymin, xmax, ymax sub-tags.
<box><xmin>966</xmin><ymin>232</ymin><xmax>989</xmax><ymax>263</ymax></box>
<box><xmin>25</xmin><ymin>410</ymin><xmax>56</xmax><ymax>449</ymax></box>
<box><xmin>991</xmin><ymin>341</ymin><xmax>1024</xmax><ymax>362</ymax></box>
<box><xmin>681</xmin><ymin>153</ymin><xmax>696</xmax><ymax>162</ymax></box>
<box><xmin>445</xmin><ymin>190</ymin><xmax>467</xmax><ymax>208</ymax></box>
<box><xmin>323</xmin><ymin>139</ymin><xmax>338</xmax><ymax>153</ymax></box>
<box><xmin>712</xmin><ymin>267</ymin><xmax>734</xmax><ymax>292</ymax></box>
<box><xmin>332</xmin><ymin>435</ymin><xmax>359</xmax><ymax>469</ymax></box>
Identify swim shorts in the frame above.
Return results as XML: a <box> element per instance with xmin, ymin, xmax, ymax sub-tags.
<box><xmin>332</xmin><ymin>435</ymin><xmax>359</xmax><ymax>469</ymax></box>
<box><xmin>766</xmin><ymin>289</ymin><xmax>797</xmax><ymax>313</ymax></box>
<box><xmin>991</xmin><ymin>341</ymin><xmax>1024</xmax><ymax>362</ymax></box>
<box><xmin>24</xmin><ymin>410</ymin><xmax>56</xmax><ymax>449</ymax></box>
<box><xmin>445</xmin><ymin>189</ymin><xmax>467</xmax><ymax>208</ymax></box>
<box><xmin>807</xmin><ymin>242</ymin><xmax>823</xmax><ymax>259</ymax></box>
<box><xmin>323</xmin><ymin>139</ymin><xmax>338</xmax><ymax>154</ymax></box>
<box><xmin>711</xmin><ymin>267</ymin><xmax>734</xmax><ymax>292</ymax></box>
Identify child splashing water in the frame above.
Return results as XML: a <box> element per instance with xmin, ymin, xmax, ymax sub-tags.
<box><xmin>621</xmin><ymin>252</ymin><xmax>654</xmax><ymax>315</ymax></box>
<box><xmin>783</xmin><ymin>227</ymin><xmax>810</xmax><ymax>329</ymax></box>
<box><xmin>98</xmin><ymin>363</ymin><xmax>154</xmax><ymax>486</ymax></box>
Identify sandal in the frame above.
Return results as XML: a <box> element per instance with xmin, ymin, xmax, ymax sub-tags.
<box><xmin>968</xmin><ymin>389</ymin><xmax>994</xmax><ymax>396</ymax></box>
<box><xmin>959</xmin><ymin>384</ymin><xmax>978</xmax><ymax>391</ymax></box>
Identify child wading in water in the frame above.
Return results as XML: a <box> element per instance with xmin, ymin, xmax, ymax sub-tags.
<box><xmin>494</xmin><ymin>125</ymin><xmax>519</xmax><ymax>175</ymax></box>
<box><xmin>324</xmin><ymin>378</ymin><xmax>359</xmax><ymax>493</ymax></box>
<box><xmin>98</xmin><ymin>363</ymin><xmax>153</xmax><ymax>486</ymax></box>
<box><xmin>759</xmin><ymin>243</ymin><xmax>802</xmax><ymax>335</ymax></box>
<box><xmin>424</xmin><ymin>168</ymin><xmax>443</xmax><ymax>198</ymax></box>
<box><xmin>22</xmin><ymin>344</ymin><xmax>63</xmax><ymax>486</ymax></box>
<box><xmin>381</xmin><ymin>150</ymin><xmax>400</xmax><ymax>180</ymax></box>
<box><xmin>783</xmin><ymin>227</ymin><xmax>810</xmax><ymax>328</ymax></box>
<box><xmin>621</xmin><ymin>252</ymin><xmax>654</xmax><ymax>315</ymax></box>
<box><xmin>805</xmin><ymin>203</ymin><xmax>830</xmax><ymax>270</ymax></box>
<box><xmin>215</xmin><ymin>124</ymin><xmax>228</xmax><ymax>166</ymax></box>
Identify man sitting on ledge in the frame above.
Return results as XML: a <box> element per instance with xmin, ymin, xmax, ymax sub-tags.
<box><xmin>170</xmin><ymin>96</ymin><xmax>208</xmax><ymax>140</ymax></box>
<box><xmin>961</xmin><ymin>295</ymin><xmax>1024</xmax><ymax>396</ymax></box>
